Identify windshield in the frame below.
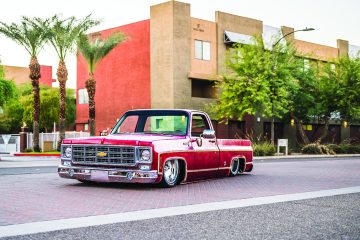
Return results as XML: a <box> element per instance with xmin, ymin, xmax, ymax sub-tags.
<box><xmin>111</xmin><ymin>111</ymin><xmax>189</xmax><ymax>136</ymax></box>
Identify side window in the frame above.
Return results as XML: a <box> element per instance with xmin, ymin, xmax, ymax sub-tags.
<box><xmin>191</xmin><ymin>114</ymin><xmax>210</xmax><ymax>137</ymax></box>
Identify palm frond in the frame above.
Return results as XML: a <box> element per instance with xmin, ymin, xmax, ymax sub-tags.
<box><xmin>47</xmin><ymin>14</ymin><xmax>99</xmax><ymax>61</ymax></box>
<box><xmin>77</xmin><ymin>31</ymin><xmax>126</xmax><ymax>74</ymax></box>
<box><xmin>0</xmin><ymin>16</ymin><xmax>49</xmax><ymax>57</ymax></box>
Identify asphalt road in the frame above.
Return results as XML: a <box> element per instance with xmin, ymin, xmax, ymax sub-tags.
<box><xmin>0</xmin><ymin>156</ymin><xmax>359</xmax><ymax>239</ymax></box>
<box><xmin>2</xmin><ymin>193</ymin><xmax>360</xmax><ymax>240</ymax></box>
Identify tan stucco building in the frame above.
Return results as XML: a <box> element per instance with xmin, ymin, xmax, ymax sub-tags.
<box><xmin>76</xmin><ymin>0</ymin><xmax>360</xmax><ymax>143</ymax></box>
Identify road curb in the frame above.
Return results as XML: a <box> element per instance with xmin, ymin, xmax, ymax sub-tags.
<box><xmin>254</xmin><ymin>154</ymin><xmax>360</xmax><ymax>161</ymax></box>
<box><xmin>14</xmin><ymin>153</ymin><xmax>61</xmax><ymax>157</ymax></box>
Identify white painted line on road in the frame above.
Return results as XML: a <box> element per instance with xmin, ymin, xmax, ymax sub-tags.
<box><xmin>1</xmin><ymin>186</ymin><xmax>360</xmax><ymax>237</ymax></box>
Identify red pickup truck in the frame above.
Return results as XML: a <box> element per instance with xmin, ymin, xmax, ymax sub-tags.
<box><xmin>58</xmin><ymin>109</ymin><xmax>253</xmax><ymax>187</ymax></box>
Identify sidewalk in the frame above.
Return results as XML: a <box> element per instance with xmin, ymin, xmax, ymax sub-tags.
<box><xmin>1</xmin><ymin>153</ymin><xmax>359</xmax><ymax>169</ymax></box>
<box><xmin>0</xmin><ymin>155</ymin><xmax>59</xmax><ymax>168</ymax></box>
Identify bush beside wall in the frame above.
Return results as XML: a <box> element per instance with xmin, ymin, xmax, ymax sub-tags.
<box><xmin>253</xmin><ymin>142</ymin><xmax>276</xmax><ymax>156</ymax></box>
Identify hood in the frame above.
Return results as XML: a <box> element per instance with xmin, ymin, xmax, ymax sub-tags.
<box><xmin>62</xmin><ymin>133</ymin><xmax>186</xmax><ymax>146</ymax></box>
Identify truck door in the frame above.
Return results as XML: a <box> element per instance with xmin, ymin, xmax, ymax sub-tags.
<box><xmin>189</xmin><ymin>113</ymin><xmax>220</xmax><ymax>180</ymax></box>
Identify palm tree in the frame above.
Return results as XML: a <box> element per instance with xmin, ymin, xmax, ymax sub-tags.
<box><xmin>46</xmin><ymin>15</ymin><xmax>98</xmax><ymax>148</ymax></box>
<box><xmin>0</xmin><ymin>17</ymin><xmax>49</xmax><ymax>152</ymax></box>
<box><xmin>77</xmin><ymin>32</ymin><xmax>126</xmax><ymax>136</ymax></box>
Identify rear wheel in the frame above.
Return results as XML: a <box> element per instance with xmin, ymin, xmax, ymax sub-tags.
<box><xmin>161</xmin><ymin>159</ymin><xmax>180</xmax><ymax>187</ymax></box>
<box><xmin>229</xmin><ymin>158</ymin><xmax>239</xmax><ymax>177</ymax></box>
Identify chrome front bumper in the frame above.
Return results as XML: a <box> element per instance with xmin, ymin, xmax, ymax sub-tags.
<box><xmin>58</xmin><ymin>165</ymin><xmax>159</xmax><ymax>183</ymax></box>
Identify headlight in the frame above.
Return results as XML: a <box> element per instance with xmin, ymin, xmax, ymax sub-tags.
<box><xmin>62</xmin><ymin>146</ymin><xmax>72</xmax><ymax>159</ymax></box>
<box><xmin>141</xmin><ymin>149</ymin><xmax>151</xmax><ymax>162</ymax></box>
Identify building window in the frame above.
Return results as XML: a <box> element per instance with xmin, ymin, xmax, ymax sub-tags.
<box><xmin>195</xmin><ymin>40</ymin><xmax>211</xmax><ymax>60</ymax></box>
<box><xmin>191</xmin><ymin>79</ymin><xmax>216</xmax><ymax>98</ymax></box>
<box><xmin>84</xmin><ymin>124</ymin><xmax>89</xmax><ymax>131</ymax></box>
<box><xmin>78</xmin><ymin>89</ymin><xmax>89</xmax><ymax>104</ymax></box>
<box><xmin>302</xmin><ymin>124</ymin><xmax>313</xmax><ymax>131</ymax></box>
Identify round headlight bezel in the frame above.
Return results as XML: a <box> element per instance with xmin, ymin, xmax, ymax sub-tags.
<box><xmin>64</xmin><ymin>147</ymin><xmax>72</xmax><ymax>158</ymax></box>
<box><xmin>140</xmin><ymin>149</ymin><xmax>151</xmax><ymax>162</ymax></box>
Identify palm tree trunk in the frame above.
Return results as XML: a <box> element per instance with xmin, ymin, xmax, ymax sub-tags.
<box><xmin>57</xmin><ymin>60</ymin><xmax>68</xmax><ymax>149</ymax></box>
<box><xmin>29</xmin><ymin>56</ymin><xmax>41</xmax><ymax>152</ymax></box>
<box><xmin>85</xmin><ymin>73</ymin><xmax>96</xmax><ymax>136</ymax></box>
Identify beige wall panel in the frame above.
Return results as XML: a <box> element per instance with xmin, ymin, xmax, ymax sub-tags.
<box><xmin>190</xmin><ymin>18</ymin><xmax>217</xmax><ymax>76</ymax></box>
<box><xmin>3</xmin><ymin>66</ymin><xmax>30</xmax><ymax>85</ymax></box>
<box><xmin>215</xmin><ymin>12</ymin><xmax>263</xmax><ymax>75</ymax></box>
<box><xmin>150</xmin><ymin>1</ymin><xmax>175</xmax><ymax>109</ymax></box>
<box><xmin>172</xmin><ymin>1</ymin><xmax>192</xmax><ymax>109</ymax></box>
<box><xmin>295</xmin><ymin>40</ymin><xmax>338</xmax><ymax>61</ymax></box>
<box><xmin>337</xmin><ymin>39</ymin><xmax>349</xmax><ymax>57</ymax></box>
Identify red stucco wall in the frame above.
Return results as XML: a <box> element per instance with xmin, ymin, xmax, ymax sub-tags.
<box><xmin>76</xmin><ymin>20</ymin><xmax>150</xmax><ymax>134</ymax></box>
<box><xmin>40</xmin><ymin>65</ymin><xmax>54</xmax><ymax>87</ymax></box>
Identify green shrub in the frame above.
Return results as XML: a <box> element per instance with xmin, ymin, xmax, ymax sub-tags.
<box><xmin>327</xmin><ymin>144</ymin><xmax>345</xmax><ymax>154</ymax></box>
<box><xmin>253</xmin><ymin>142</ymin><xmax>276</xmax><ymax>156</ymax></box>
<box><xmin>24</xmin><ymin>148</ymin><xmax>33</xmax><ymax>153</ymax></box>
<box><xmin>327</xmin><ymin>144</ymin><xmax>360</xmax><ymax>154</ymax></box>
<box><xmin>301</xmin><ymin>143</ymin><xmax>334</xmax><ymax>155</ymax></box>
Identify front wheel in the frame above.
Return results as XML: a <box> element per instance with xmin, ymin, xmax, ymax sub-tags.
<box><xmin>161</xmin><ymin>159</ymin><xmax>180</xmax><ymax>187</ymax></box>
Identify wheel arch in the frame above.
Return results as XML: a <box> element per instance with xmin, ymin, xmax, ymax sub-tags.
<box><xmin>161</xmin><ymin>156</ymin><xmax>188</xmax><ymax>183</ymax></box>
<box><xmin>231</xmin><ymin>155</ymin><xmax>246</xmax><ymax>174</ymax></box>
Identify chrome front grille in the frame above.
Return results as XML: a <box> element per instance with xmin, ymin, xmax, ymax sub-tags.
<box><xmin>72</xmin><ymin>145</ymin><xmax>136</xmax><ymax>166</ymax></box>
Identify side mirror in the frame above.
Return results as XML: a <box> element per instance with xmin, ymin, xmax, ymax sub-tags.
<box><xmin>202</xmin><ymin>129</ymin><xmax>216</xmax><ymax>139</ymax></box>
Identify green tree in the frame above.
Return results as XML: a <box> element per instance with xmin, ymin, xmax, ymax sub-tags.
<box><xmin>21</xmin><ymin>85</ymin><xmax>59</xmax><ymax>132</ymax></box>
<box><xmin>46</xmin><ymin>15</ymin><xmax>98</xmax><ymax>147</ymax></box>
<box><xmin>0</xmin><ymin>64</ymin><xmax>16</xmax><ymax>107</ymax></box>
<box><xmin>0</xmin><ymin>84</ymin><xmax>76</xmax><ymax>134</ymax></box>
<box><xmin>213</xmin><ymin>37</ymin><xmax>298</xmax><ymax>135</ymax></box>
<box><xmin>77</xmin><ymin>32</ymin><xmax>126</xmax><ymax>135</ymax></box>
<box><xmin>0</xmin><ymin>17</ymin><xmax>49</xmax><ymax>151</ymax></box>
<box><xmin>287</xmin><ymin>58</ymin><xmax>319</xmax><ymax>144</ymax></box>
<box><xmin>315</xmin><ymin>56</ymin><xmax>360</xmax><ymax>141</ymax></box>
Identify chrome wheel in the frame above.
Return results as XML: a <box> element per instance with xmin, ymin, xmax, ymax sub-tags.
<box><xmin>229</xmin><ymin>158</ymin><xmax>239</xmax><ymax>176</ymax></box>
<box><xmin>162</xmin><ymin>159</ymin><xmax>180</xmax><ymax>187</ymax></box>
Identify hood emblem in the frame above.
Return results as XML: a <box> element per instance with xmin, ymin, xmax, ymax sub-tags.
<box><xmin>97</xmin><ymin>152</ymin><xmax>107</xmax><ymax>157</ymax></box>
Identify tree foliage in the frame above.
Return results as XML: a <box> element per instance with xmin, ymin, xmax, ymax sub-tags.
<box><xmin>0</xmin><ymin>84</ymin><xmax>76</xmax><ymax>133</ymax></box>
<box><xmin>47</xmin><ymin>15</ymin><xmax>99</xmax><ymax>61</ymax></box>
<box><xmin>77</xmin><ymin>32</ymin><xmax>126</xmax><ymax>74</ymax></box>
<box><xmin>0</xmin><ymin>16</ymin><xmax>49</xmax><ymax>57</ymax></box>
<box><xmin>320</xmin><ymin>57</ymin><xmax>360</xmax><ymax>122</ymax></box>
<box><xmin>213</xmin><ymin>37</ymin><xmax>298</xmax><ymax>121</ymax></box>
<box><xmin>0</xmin><ymin>64</ymin><xmax>17</xmax><ymax>107</ymax></box>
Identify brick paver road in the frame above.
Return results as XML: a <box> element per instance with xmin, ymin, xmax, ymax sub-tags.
<box><xmin>0</xmin><ymin>158</ymin><xmax>359</xmax><ymax>226</ymax></box>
